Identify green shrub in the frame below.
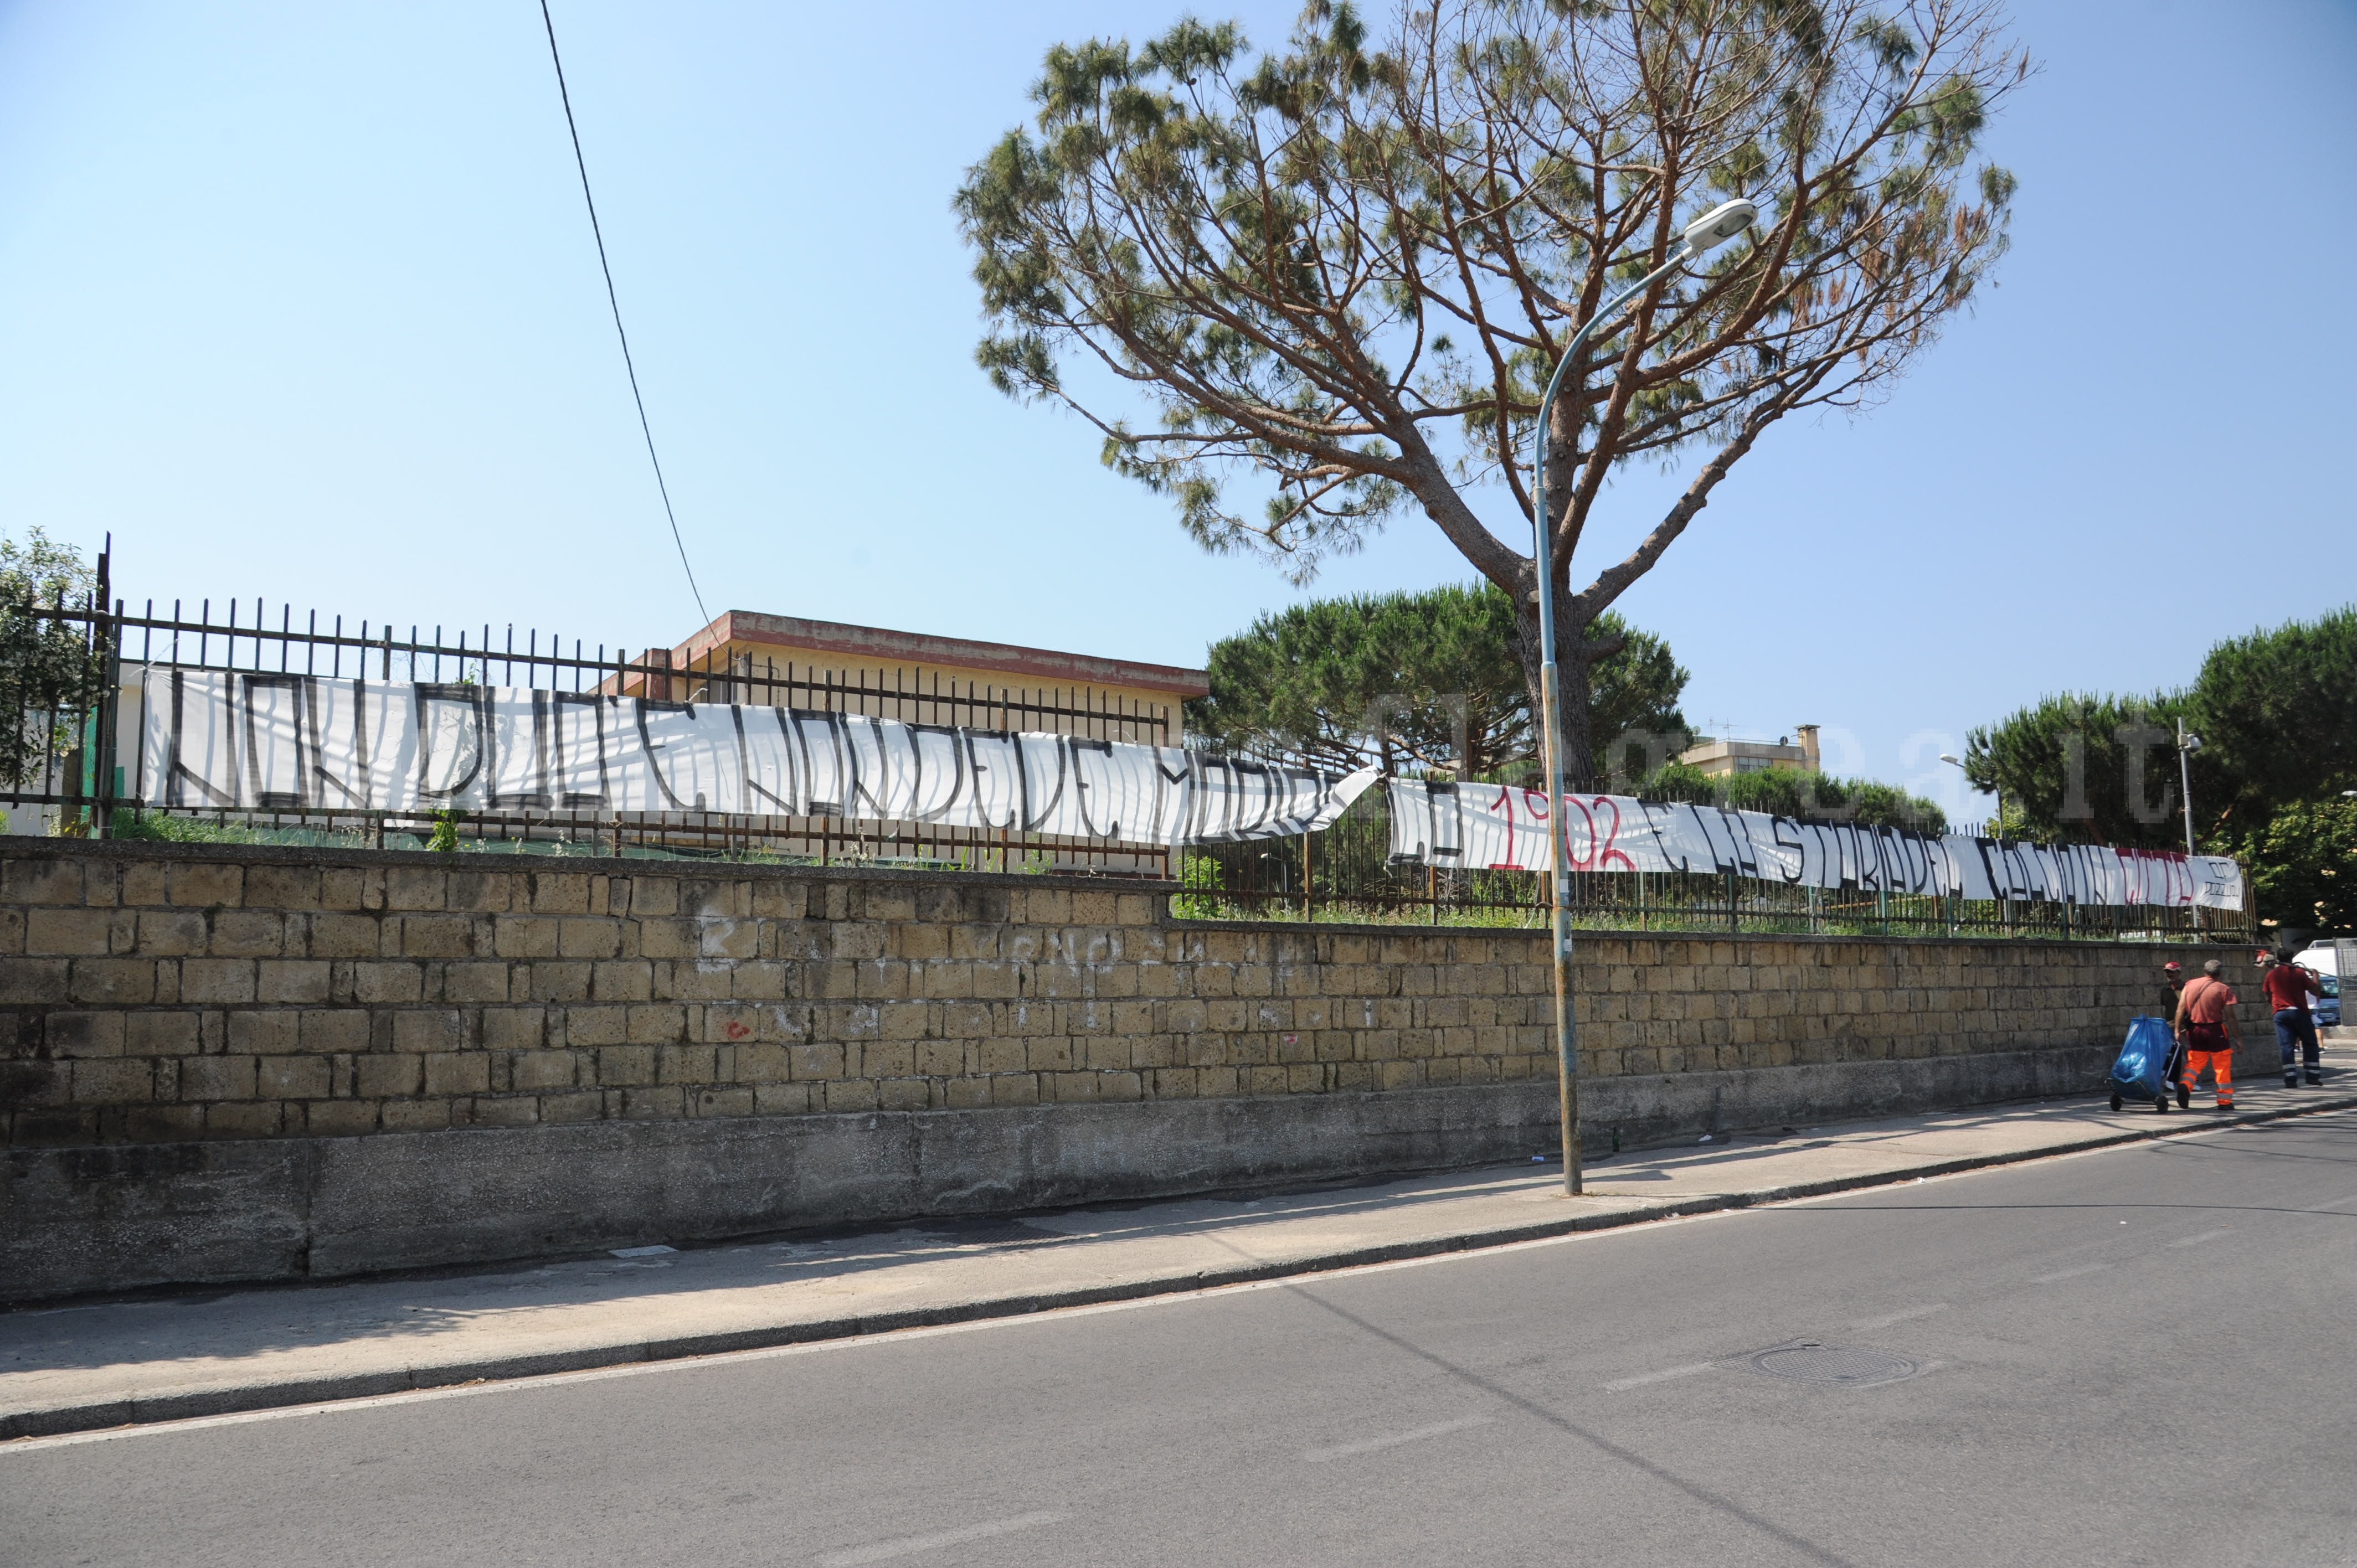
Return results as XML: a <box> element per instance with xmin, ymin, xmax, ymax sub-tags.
<box><xmin>109</xmin><ymin>809</ymin><xmax>263</xmax><ymax>844</ymax></box>
<box><xmin>1171</xmin><ymin>853</ymin><xmax>1227</xmax><ymax>920</ymax></box>
<box><xmin>2234</xmin><ymin>796</ymin><xmax>2357</xmax><ymax>934</ymax></box>
<box><xmin>1630</xmin><ymin>765</ymin><xmax>1946</xmax><ymax>833</ymax></box>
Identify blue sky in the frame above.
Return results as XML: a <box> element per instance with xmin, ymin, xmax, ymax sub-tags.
<box><xmin>3</xmin><ymin>0</ymin><xmax>2352</xmax><ymax>823</ymax></box>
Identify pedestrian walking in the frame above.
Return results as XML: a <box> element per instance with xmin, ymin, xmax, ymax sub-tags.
<box><xmin>2177</xmin><ymin>959</ymin><xmax>2240</xmax><ymax>1110</ymax></box>
<box><xmin>2261</xmin><ymin>949</ymin><xmax>2324</xmax><ymax>1087</ymax></box>
<box><xmin>2157</xmin><ymin>959</ymin><xmax>2189</xmax><ymax>1097</ymax></box>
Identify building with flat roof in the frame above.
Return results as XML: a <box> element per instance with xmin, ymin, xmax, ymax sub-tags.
<box><xmin>1680</xmin><ymin>724</ymin><xmax>1821</xmax><ymax>778</ymax></box>
<box><xmin>614</xmin><ymin>610</ymin><xmax>1209</xmax><ymax>747</ymax></box>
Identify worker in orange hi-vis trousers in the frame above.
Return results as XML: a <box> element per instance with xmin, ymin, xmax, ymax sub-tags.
<box><xmin>2176</xmin><ymin>958</ymin><xmax>2241</xmax><ymax>1111</ymax></box>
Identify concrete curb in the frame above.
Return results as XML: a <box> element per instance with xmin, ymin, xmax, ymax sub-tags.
<box><xmin>9</xmin><ymin>1092</ymin><xmax>2353</xmax><ymax>1443</ymax></box>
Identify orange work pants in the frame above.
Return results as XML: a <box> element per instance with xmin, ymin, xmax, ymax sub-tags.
<box><xmin>2180</xmin><ymin>1042</ymin><xmax>2234</xmax><ymax>1107</ymax></box>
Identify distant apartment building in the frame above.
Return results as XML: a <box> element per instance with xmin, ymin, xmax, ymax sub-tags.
<box><xmin>612</xmin><ymin>610</ymin><xmax>1208</xmax><ymax>747</ymax></box>
<box><xmin>1679</xmin><ymin>724</ymin><xmax>1821</xmax><ymax>778</ymax></box>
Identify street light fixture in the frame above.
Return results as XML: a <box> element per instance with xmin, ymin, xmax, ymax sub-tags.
<box><xmin>1530</xmin><ymin>197</ymin><xmax>1757</xmax><ymax>1198</ymax></box>
<box><xmin>1684</xmin><ymin>199</ymin><xmax>1762</xmax><ymax>252</ymax></box>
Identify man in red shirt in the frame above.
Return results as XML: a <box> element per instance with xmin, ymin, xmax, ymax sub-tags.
<box><xmin>2262</xmin><ymin>950</ymin><xmax>2324</xmax><ymax>1087</ymax></box>
<box><xmin>2176</xmin><ymin>958</ymin><xmax>2240</xmax><ymax>1111</ymax></box>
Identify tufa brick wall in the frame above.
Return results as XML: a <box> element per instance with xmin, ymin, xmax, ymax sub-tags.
<box><xmin>0</xmin><ymin>840</ymin><xmax>2258</xmax><ymax>1149</ymax></box>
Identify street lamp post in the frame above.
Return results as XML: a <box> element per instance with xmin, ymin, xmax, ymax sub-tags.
<box><xmin>1531</xmin><ymin>198</ymin><xmax>1756</xmax><ymax>1198</ymax></box>
<box><xmin>2174</xmin><ymin>719</ymin><xmax>2202</xmax><ymax>855</ymax></box>
<box><xmin>2176</xmin><ymin>719</ymin><xmax>2204</xmax><ymax>933</ymax></box>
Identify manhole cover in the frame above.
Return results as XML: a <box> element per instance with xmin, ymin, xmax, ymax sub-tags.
<box><xmin>1749</xmin><ymin>1344</ymin><xmax>1919</xmax><ymax>1386</ymax></box>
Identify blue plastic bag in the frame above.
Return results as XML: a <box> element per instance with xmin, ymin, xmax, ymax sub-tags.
<box><xmin>2110</xmin><ymin>1015</ymin><xmax>2175</xmax><ymax>1098</ymax></box>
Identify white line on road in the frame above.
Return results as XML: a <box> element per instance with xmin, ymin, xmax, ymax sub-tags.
<box><xmin>1849</xmin><ymin>1303</ymin><xmax>1949</xmax><ymax>1330</ymax></box>
<box><xmin>1302</xmin><ymin>1415</ymin><xmax>1492</xmax><ymax>1462</ymax></box>
<box><xmin>817</xmin><ymin>1511</ymin><xmax>1068</xmax><ymax>1565</ymax></box>
<box><xmin>2167</xmin><ymin>1229</ymin><xmax>2232</xmax><ymax>1249</ymax></box>
<box><xmin>2032</xmin><ymin>1263</ymin><xmax>2111</xmax><ymax>1284</ymax></box>
<box><xmin>1603</xmin><ymin>1363</ymin><xmax>1717</xmax><ymax>1391</ymax></box>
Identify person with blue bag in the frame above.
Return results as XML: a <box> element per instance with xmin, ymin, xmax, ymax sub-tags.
<box><xmin>2108</xmin><ymin>962</ymin><xmax>2189</xmax><ymax>1113</ymax></box>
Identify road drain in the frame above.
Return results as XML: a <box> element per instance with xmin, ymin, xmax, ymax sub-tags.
<box><xmin>1749</xmin><ymin>1343</ymin><xmax>1920</xmax><ymax>1387</ymax></box>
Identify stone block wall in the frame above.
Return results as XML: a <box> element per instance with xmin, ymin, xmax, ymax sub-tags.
<box><xmin>0</xmin><ymin>840</ymin><xmax>2263</xmax><ymax>1151</ymax></box>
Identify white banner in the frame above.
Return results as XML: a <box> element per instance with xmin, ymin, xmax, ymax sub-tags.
<box><xmin>131</xmin><ymin>668</ymin><xmax>1377</xmax><ymax>847</ymax></box>
<box><xmin>1386</xmin><ymin>780</ymin><xmax>2245</xmax><ymax>912</ymax></box>
<box><xmin>119</xmin><ymin>667</ymin><xmax>2244</xmax><ymax>909</ymax></box>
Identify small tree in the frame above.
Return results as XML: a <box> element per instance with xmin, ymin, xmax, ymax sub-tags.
<box><xmin>1963</xmin><ymin>692</ymin><xmax>2196</xmax><ymax>850</ymax></box>
<box><xmin>959</xmin><ymin>0</ymin><xmax>2022</xmax><ymax>785</ymax></box>
<box><xmin>2243</xmin><ymin>797</ymin><xmax>2357</xmax><ymax>936</ymax></box>
<box><xmin>1967</xmin><ymin>606</ymin><xmax>2356</xmax><ymax>849</ymax></box>
<box><xmin>2188</xmin><ymin>606</ymin><xmax>2356</xmax><ymax>832</ymax></box>
<box><xmin>0</xmin><ymin>529</ymin><xmax>104</xmax><ymax>790</ymax></box>
<box><xmin>1636</xmin><ymin>757</ymin><xmax>1943</xmax><ymax>830</ymax></box>
<box><xmin>1188</xmin><ymin>582</ymin><xmax>1686</xmax><ymax>776</ymax></box>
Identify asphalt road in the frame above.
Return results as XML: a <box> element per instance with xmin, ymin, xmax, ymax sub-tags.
<box><xmin>7</xmin><ymin>1108</ymin><xmax>2355</xmax><ymax>1567</ymax></box>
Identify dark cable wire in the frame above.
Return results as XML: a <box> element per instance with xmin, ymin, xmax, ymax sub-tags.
<box><xmin>537</xmin><ymin>0</ymin><xmax>709</xmax><ymax>625</ymax></box>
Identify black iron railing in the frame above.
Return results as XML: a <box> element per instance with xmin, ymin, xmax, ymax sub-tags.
<box><xmin>1174</xmin><ymin>790</ymin><xmax>2251</xmax><ymax>944</ymax></box>
<box><xmin>1</xmin><ymin>560</ymin><xmax>1174</xmax><ymax>874</ymax></box>
<box><xmin>0</xmin><ymin>557</ymin><xmax>2256</xmax><ymax>939</ymax></box>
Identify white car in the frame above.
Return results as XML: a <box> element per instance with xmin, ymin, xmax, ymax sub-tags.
<box><xmin>2296</xmin><ymin>941</ymin><xmax>2344</xmax><ymax>1028</ymax></box>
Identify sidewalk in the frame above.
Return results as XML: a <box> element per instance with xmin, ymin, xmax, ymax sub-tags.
<box><xmin>7</xmin><ymin>1053</ymin><xmax>2354</xmax><ymax>1442</ymax></box>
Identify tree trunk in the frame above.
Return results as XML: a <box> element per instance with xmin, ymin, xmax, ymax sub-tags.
<box><xmin>1514</xmin><ymin>581</ymin><xmax>1601</xmax><ymax>794</ymax></box>
<box><xmin>1556</xmin><ymin>642</ymin><xmax>1599</xmax><ymax>793</ymax></box>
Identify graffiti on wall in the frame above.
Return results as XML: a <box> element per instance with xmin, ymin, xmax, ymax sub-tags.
<box><xmin>133</xmin><ymin>668</ymin><xmax>1377</xmax><ymax>847</ymax></box>
<box><xmin>126</xmin><ymin>667</ymin><xmax>2243</xmax><ymax>907</ymax></box>
<box><xmin>1385</xmin><ymin>779</ymin><xmax>2244</xmax><ymax>911</ymax></box>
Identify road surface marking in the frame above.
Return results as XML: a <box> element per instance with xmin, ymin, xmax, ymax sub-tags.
<box><xmin>2168</xmin><ymin>1228</ymin><xmax>2232</xmax><ymax>1249</ymax></box>
<box><xmin>1603</xmin><ymin>1363</ymin><xmax>1717</xmax><ymax>1391</ymax></box>
<box><xmin>1849</xmin><ymin>1304</ymin><xmax>1949</xmax><ymax>1330</ymax></box>
<box><xmin>1303</xmin><ymin>1415</ymin><xmax>1493</xmax><ymax>1462</ymax></box>
<box><xmin>817</xmin><ymin>1511</ymin><xmax>1068</xmax><ymax>1565</ymax></box>
<box><xmin>2032</xmin><ymin>1263</ymin><xmax>2111</xmax><ymax>1284</ymax></box>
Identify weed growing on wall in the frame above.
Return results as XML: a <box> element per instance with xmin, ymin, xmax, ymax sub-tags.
<box><xmin>1171</xmin><ymin>853</ymin><xmax>1227</xmax><ymax>920</ymax></box>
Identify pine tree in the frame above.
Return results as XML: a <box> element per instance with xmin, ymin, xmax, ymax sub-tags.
<box><xmin>959</xmin><ymin>0</ymin><xmax>2023</xmax><ymax>785</ymax></box>
<box><xmin>1187</xmin><ymin>583</ymin><xmax>1687</xmax><ymax>778</ymax></box>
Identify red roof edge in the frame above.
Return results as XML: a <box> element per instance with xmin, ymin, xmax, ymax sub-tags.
<box><xmin>674</xmin><ymin>611</ymin><xmax>1210</xmax><ymax>700</ymax></box>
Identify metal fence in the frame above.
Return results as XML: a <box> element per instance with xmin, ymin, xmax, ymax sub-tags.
<box><xmin>0</xmin><ymin>556</ymin><xmax>1175</xmax><ymax>874</ymax></box>
<box><xmin>0</xmin><ymin>546</ymin><xmax>116</xmax><ymax>837</ymax></box>
<box><xmin>0</xmin><ymin>556</ymin><xmax>2255</xmax><ymax>941</ymax></box>
<box><xmin>1176</xmin><ymin>790</ymin><xmax>2253</xmax><ymax>945</ymax></box>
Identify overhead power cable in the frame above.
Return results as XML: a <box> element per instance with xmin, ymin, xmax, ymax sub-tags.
<box><xmin>537</xmin><ymin>0</ymin><xmax>709</xmax><ymax>625</ymax></box>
